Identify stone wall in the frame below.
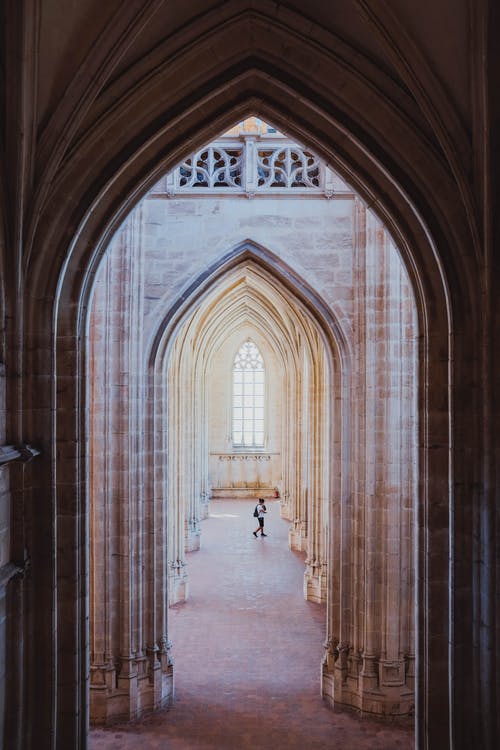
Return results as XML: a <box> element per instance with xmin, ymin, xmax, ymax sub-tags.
<box><xmin>140</xmin><ymin>194</ymin><xmax>355</xmax><ymax>333</ymax></box>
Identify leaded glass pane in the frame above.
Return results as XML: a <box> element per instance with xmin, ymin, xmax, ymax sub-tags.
<box><xmin>232</xmin><ymin>339</ymin><xmax>265</xmax><ymax>447</ymax></box>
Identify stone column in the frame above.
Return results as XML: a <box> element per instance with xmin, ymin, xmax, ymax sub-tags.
<box><xmin>89</xmin><ymin>208</ymin><xmax>174</xmax><ymax>723</ymax></box>
<box><xmin>184</xmin><ymin>353</ymin><xmax>202</xmax><ymax>553</ymax></box>
<box><xmin>288</xmin><ymin>355</ymin><xmax>308</xmax><ymax>551</ymax></box>
<box><xmin>322</xmin><ymin>203</ymin><xmax>416</xmax><ymax>716</ymax></box>
<box><xmin>149</xmin><ymin>352</ymin><xmax>174</xmax><ymax>710</ymax></box>
<box><xmin>304</xmin><ymin>330</ymin><xmax>329</xmax><ymax>603</ymax></box>
<box><xmin>199</xmin><ymin>374</ymin><xmax>211</xmax><ymax>520</ymax></box>
<box><xmin>375</xmin><ymin>239</ymin><xmax>416</xmax><ymax>713</ymax></box>
<box><xmin>279</xmin><ymin>364</ymin><xmax>294</xmax><ymax>521</ymax></box>
<box><xmin>166</xmin><ymin>333</ymin><xmax>189</xmax><ymax>604</ymax></box>
<box><xmin>114</xmin><ymin>209</ymin><xmax>149</xmax><ymax>715</ymax></box>
<box><xmin>89</xmin><ymin>253</ymin><xmax>115</xmax><ymax>720</ymax></box>
<box><xmin>89</xmin><ymin>218</ymin><xmax>143</xmax><ymax>722</ymax></box>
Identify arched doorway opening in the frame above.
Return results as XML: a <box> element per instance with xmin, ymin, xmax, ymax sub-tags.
<box><xmin>157</xmin><ymin>254</ymin><xmax>339</xmax><ymax>610</ymax></box>
<box><xmin>86</xmin><ymin>119</ymin><xmax>418</xmax><ymax>728</ymax></box>
<box><xmin>18</xmin><ymin>25</ymin><xmax>467</xmax><ymax>744</ymax></box>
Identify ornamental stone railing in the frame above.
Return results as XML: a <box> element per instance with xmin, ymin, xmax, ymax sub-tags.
<box><xmin>152</xmin><ymin>134</ymin><xmax>350</xmax><ymax>197</ymax></box>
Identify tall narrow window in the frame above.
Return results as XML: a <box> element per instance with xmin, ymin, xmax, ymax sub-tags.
<box><xmin>232</xmin><ymin>340</ymin><xmax>265</xmax><ymax>447</ymax></box>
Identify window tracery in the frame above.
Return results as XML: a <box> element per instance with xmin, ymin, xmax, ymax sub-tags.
<box><xmin>232</xmin><ymin>340</ymin><xmax>265</xmax><ymax>448</ymax></box>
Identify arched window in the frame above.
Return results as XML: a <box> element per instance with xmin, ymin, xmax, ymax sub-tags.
<box><xmin>232</xmin><ymin>340</ymin><xmax>264</xmax><ymax>447</ymax></box>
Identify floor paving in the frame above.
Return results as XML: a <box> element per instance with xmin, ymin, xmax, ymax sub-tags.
<box><xmin>90</xmin><ymin>498</ymin><xmax>414</xmax><ymax>749</ymax></box>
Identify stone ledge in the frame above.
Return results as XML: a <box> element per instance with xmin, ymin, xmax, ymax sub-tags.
<box><xmin>210</xmin><ymin>487</ymin><xmax>275</xmax><ymax>499</ymax></box>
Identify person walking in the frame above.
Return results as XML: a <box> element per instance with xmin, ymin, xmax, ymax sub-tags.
<box><xmin>253</xmin><ymin>498</ymin><xmax>268</xmax><ymax>537</ymax></box>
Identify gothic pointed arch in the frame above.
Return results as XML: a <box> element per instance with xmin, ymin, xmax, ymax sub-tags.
<box><xmin>85</xmin><ymin>160</ymin><xmax>420</xmax><ymax>725</ymax></box>
<box><xmin>16</xmin><ymin>21</ymin><xmax>472</xmax><ymax>747</ymax></box>
<box><xmin>148</xmin><ymin>240</ymin><xmax>351</xmax><ymax>368</ymax></box>
<box><xmin>145</xmin><ymin>243</ymin><xmax>345</xmax><ymax>611</ymax></box>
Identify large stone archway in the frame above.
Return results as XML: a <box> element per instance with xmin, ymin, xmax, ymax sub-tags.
<box><xmin>5</xmin><ymin>9</ymin><xmax>486</xmax><ymax>748</ymax></box>
<box><xmin>26</xmin><ymin>108</ymin><xmax>452</xmax><ymax>750</ymax></box>
<box><xmin>87</xmin><ymin>202</ymin><xmax>417</xmax><ymax>722</ymax></box>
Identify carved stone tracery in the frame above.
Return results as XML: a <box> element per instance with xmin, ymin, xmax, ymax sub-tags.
<box><xmin>256</xmin><ymin>147</ymin><xmax>320</xmax><ymax>188</ymax></box>
<box><xmin>154</xmin><ymin>132</ymin><xmax>343</xmax><ymax>196</ymax></box>
<box><xmin>179</xmin><ymin>146</ymin><xmax>243</xmax><ymax>188</ymax></box>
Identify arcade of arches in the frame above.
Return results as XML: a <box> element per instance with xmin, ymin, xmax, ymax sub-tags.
<box><xmin>87</xmin><ymin>120</ymin><xmax>417</xmax><ymax>724</ymax></box>
<box><xmin>0</xmin><ymin>3</ymin><xmax>499</xmax><ymax>750</ymax></box>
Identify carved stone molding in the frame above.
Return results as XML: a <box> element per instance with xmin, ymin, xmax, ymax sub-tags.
<box><xmin>0</xmin><ymin>443</ymin><xmax>40</xmax><ymax>466</ymax></box>
<box><xmin>217</xmin><ymin>453</ymin><xmax>271</xmax><ymax>461</ymax></box>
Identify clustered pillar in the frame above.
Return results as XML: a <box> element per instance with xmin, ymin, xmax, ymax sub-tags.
<box><xmin>321</xmin><ymin>203</ymin><xmax>417</xmax><ymax>715</ymax></box>
<box><xmin>88</xmin><ymin>211</ymin><xmax>173</xmax><ymax>723</ymax></box>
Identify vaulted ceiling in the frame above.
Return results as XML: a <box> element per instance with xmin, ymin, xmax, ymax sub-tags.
<box><xmin>0</xmin><ymin>0</ymin><xmax>491</xmax><ymax>292</ymax></box>
<box><xmin>0</xmin><ymin>2</ymin><xmax>481</xmax><ymax>199</ymax></box>
<box><xmin>33</xmin><ymin>0</ymin><xmax>473</xmax><ymax>137</ymax></box>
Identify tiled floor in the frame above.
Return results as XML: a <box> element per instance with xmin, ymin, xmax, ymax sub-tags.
<box><xmin>90</xmin><ymin>498</ymin><xmax>413</xmax><ymax>749</ymax></box>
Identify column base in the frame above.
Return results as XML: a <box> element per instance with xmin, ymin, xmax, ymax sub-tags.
<box><xmin>168</xmin><ymin>563</ymin><xmax>189</xmax><ymax>605</ymax></box>
<box><xmin>321</xmin><ymin>647</ymin><xmax>414</xmax><ymax>717</ymax></box>
<box><xmin>186</xmin><ymin>528</ymin><xmax>201</xmax><ymax>552</ymax></box>
<box><xmin>303</xmin><ymin>559</ymin><xmax>327</xmax><ymax>603</ymax></box>
<box><xmin>334</xmin><ymin>685</ymin><xmax>415</xmax><ymax>717</ymax></box>
<box><xmin>289</xmin><ymin>520</ymin><xmax>307</xmax><ymax>552</ymax></box>
<box><xmin>279</xmin><ymin>494</ymin><xmax>292</xmax><ymax>520</ymax></box>
<box><xmin>90</xmin><ymin>649</ymin><xmax>174</xmax><ymax>725</ymax></box>
<box><xmin>199</xmin><ymin>493</ymin><xmax>210</xmax><ymax>521</ymax></box>
<box><xmin>186</xmin><ymin>515</ymin><xmax>201</xmax><ymax>552</ymax></box>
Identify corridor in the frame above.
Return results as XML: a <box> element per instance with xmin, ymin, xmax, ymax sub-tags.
<box><xmin>89</xmin><ymin>499</ymin><xmax>413</xmax><ymax>749</ymax></box>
